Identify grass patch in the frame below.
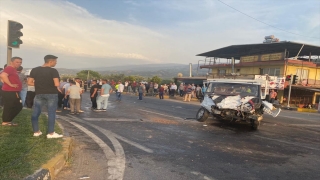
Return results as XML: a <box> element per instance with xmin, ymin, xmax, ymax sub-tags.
<box><xmin>0</xmin><ymin>109</ymin><xmax>63</xmax><ymax>180</ymax></box>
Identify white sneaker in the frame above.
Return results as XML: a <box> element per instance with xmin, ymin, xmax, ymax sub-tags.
<box><xmin>79</xmin><ymin>110</ymin><xmax>84</xmax><ymax>113</ymax></box>
<box><xmin>47</xmin><ymin>132</ymin><xmax>63</xmax><ymax>139</ymax></box>
<box><xmin>33</xmin><ymin>131</ymin><xmax>42</xmax><ymax>137</ymax></box>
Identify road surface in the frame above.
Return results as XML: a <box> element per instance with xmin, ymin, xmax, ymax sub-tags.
<box><xmin>56</xmin><ymin>92</ymin><xmax>320</xmax><ymax>180</ymax></box>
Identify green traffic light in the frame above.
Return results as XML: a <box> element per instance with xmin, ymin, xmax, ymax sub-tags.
<box><xmin>12</xmin><ymin>41</ymin><xmax>18</xmax><ymax>46</ymax></box>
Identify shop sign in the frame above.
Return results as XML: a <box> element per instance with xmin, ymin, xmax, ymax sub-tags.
<box><xmin>261</xmin><ymin>53</ymin><xmax>284</xmax><ymax>61</ymax></box>
<box><xmin>241</xmin><ymin>52</ymin><xmax>284</xmax><ymax>63</ymax></box>
<box><xmin>240</xmin><ymin>55</ymin><xmax>259</xmax><ymax>63</ymax></box>
<box><xmin>254</xmin><ymin>75</ymin><xmax>285</xmax><ymax>90</ymax></box>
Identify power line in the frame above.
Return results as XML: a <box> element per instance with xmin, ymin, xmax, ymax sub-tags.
<box><xmin>216</xmin><ymin>0</ymin><xmax>320</xmax><ymax>40</ymax></box>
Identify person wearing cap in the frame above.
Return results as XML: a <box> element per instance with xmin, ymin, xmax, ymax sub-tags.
<box><xmin>0</xmin><ymin>57</ymin><xmax>23</xmax><ymax>126</ymax></box>
<box><xmin>28</xmin><ymin>55</ymin><xmax>63</xmax><ymax>138</ymax></box>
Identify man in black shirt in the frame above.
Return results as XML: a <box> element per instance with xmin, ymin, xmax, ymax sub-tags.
<box><xmin>28</xmin><ymin>55</ymin><xmax>63</xmax><ymax>139</ymax></box>
<box><xmin>90</xmin><ymin>80</ymin><xmax>99</xmax><ymax>110</ymax></box>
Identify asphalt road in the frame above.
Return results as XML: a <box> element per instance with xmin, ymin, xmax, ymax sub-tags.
<box><xmin>56</xmin><ymin>92</ymin><xmax>320</xmax><ymax>180</ymax></box>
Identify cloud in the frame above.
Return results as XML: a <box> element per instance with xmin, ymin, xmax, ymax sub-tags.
<box><xmin>0</xmin><ymin>0</ymin><xmax>319</xmax><ymax>69</ymax></box>
<box><xmin>0</xmin><ymin>0</ymin><xmax>165</xmax><ymax>67</ymax></box>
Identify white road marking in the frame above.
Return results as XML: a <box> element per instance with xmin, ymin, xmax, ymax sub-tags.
<box><xmin>63</xmin><ymin>118</ymin><xmax>124</xmax><ymax>179</ymax></box>
<box><xmin>109</xmin><ymin>132</ymin><xmax>154</xmax><ymax>153</ymax></box>
<box><xmin>254</xmin><ymin>135</ymin><xmax>320</xmax><ymax>151</ymax></box>
<box><xmin>191</xmin><ymin>171</ymin><xmax>215</xmax><ymax>180</ymax></box>
<box><xmin>83</xmin><ymin>118</ymin><xmax>142</xmax><ymax>122</ymax></box>
<box><xmin>277</xmin><ymin>114</ymin><xmax>319</xmax><ymax>122</ymax></box>
<box><xmin>288</xmin><ymin>124</ymin><xmax>320</xmax><ymax>127</ymax></box>
<box><xmin>69</xmin><ymin>115</ymin><xmax>154</xmax><ymax>153</ymax></box>
<box><xmin>138</xmin><ymin>109</ymin><xmax>184</xmax><ymax>120</ymax></box>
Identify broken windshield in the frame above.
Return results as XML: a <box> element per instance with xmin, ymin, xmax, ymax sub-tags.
<box><xmin>206</xmin><ymin>83</ymin><xmax>259</xmax><ymax>97</ymax></box>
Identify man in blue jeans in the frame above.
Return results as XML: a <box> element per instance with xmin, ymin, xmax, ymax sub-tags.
<box><xmin>17</xmin><ymin>66</ymin><xmax>27</xmax><ymax>108</ymax></box>
<box><xmin>28</xmin><ymin>55</ymin><xmax>63</xmax><ymax>138</ymax></box>
<box><xmin>95</xmin><ymin>79</ymin><xmax>112</xmax><ymax>112</ymax></box>
<box><xmin>115</xmin><ymin>81</ymin><xmax>124</xmax><ymax>102</ymax></box>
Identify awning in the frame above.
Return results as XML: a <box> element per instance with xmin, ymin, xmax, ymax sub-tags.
<box><xmin>174</xmin><ymin>77</ymin><xmax>207</xmax><ymax>85</ymax></box>
<box><xmin>197</xmin><ymin>41</ymin><xmax>320</xmax><ymax>59</ymax></box>
<box><xmin>291</xmin><ymin>85</ymin><xmax>320</xmax><ymax>92</ymax></box>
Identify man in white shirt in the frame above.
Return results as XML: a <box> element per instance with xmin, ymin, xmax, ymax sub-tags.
<box><xmin>170</xmin><ymin>83</ymin><xmax>177</xmax><ymax>97</ymax></box>
<box><xmin>124</xmin><ymin>81</ymin><xmax>128</xmax><ymax>92</ymax></box>
<box><xmin>116</xmin><ymin>81</ymin><xmax>124</xmax><ymax>102</ymax></box>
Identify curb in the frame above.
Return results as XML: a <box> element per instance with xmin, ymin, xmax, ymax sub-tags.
<box><xmin>282</xmin><ymin>107</ymin><xmax>319</xmax><ymax>113</ymax></box>
<box><xmin>24</xmin><ymin>137</ymin><xmax>73</xmax><ymax>180</ymax></box>
<box><xmin>297</xmin><ymin>108</ymin><xmax>319</xmax><ymax>113</ymax></box>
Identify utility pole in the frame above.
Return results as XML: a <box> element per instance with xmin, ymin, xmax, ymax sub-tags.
<box><xmin>287</xmin><ymin>74</ymin><xmax>293</xmax><ymax>108</ymax></box>
<box><xmin>7</xmin><ymin>21</ymin><xmax>12</xmax><ymax>65</ymax></box>
<box><xmin>7</xmin><ymin>47</ymin><xmax>12</xmax><ymax>66</ymax></box>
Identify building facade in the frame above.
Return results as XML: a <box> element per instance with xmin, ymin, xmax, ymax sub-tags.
<box><xmin>198</xmin><ymin>42</ymin><xmax>320</xmax><ymax>107</ymax></box>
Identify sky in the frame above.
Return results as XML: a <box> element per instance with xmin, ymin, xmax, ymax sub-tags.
<box><xmin>0</xmin><ymin>0</ymin><xmax>319</xmax><ymax>69</ymax></box>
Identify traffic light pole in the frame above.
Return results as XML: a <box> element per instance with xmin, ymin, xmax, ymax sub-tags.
<box><xmin>287</xmin><ymin>74</ymin><xmax>293</xmax><ymax>108</ymax></box>
<box><xmin>7</xmin><ymin>47</ymin><xmax>12</xmax><ymax>66</ymax></box>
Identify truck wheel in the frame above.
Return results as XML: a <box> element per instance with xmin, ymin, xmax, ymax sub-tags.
<box><xmin>251</xmin><ymin>120</ymin><xmax>260</xmax><ymax>130</ymax></box>
<box><xmin>196</xmin><ymin>107</ymin><xmax>209</xmax><ymax>122</ymax></box>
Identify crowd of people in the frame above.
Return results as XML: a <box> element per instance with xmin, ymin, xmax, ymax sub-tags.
<box><xmin>0</xmin><ymin>56</ymin><xmax>205</xmax><ymax>139</ymax></box>
<box><xmin>0</xmin><ymin>55</ymin><xmax>63</xmax><ymax>138</ymax></box>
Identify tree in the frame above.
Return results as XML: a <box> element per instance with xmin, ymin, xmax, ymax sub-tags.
<box><xmin>60</xmin><ymin>75</ymin><xmax>76</xmax><ymax>80</ymax></box>
<box><xmin>161</xmin><ymin>79</ymin><xmax>173</xmax><ymax>85</ymax></box>
<box><xmin>102</xmin><ymin>73</ymin><xmax>126</xmax><ymax>82</ymax></box>
<box><xmin>150</xmin><ymin>76</ymin><xmax>162</xmax><ymax>84</ymax></box>
<box><xmin>134</xmin><ymin>75</ymin><xmax>145</xmax><ymax>82</ymax></box>
<box><xmin>124</xmin><ymin>75</ymin><xmax>136</xmax><ymax>82</ymax></box>
<box><xmin>76</xmin><ymin>70</ymin><xmax>101</xmax><ymax>80</ymax></box>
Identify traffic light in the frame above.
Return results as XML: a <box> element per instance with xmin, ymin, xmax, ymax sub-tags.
<box><xmin>292</xmin><ymin>75</ymin><xmax>298</xmax><ymax>84</ymax></box>
<box><xmin>7</xmin><ymin>20</ymin><xmax>23</xmax><ymax>48</ymax></box>
<box><xmin>285</xmin><ymin>75</ymin><xmax>291</xmax><ymax>81</ymax></box>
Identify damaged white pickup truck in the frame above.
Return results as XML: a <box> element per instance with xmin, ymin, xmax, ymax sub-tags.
<box><xmin>196</xmin><ymin>79</ymin><xmax>281</xmax><ymax>130</ymax></box>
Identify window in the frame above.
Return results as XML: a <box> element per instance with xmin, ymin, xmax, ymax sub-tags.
<box><xmin>218</xmin><ymin>69</ymin><xmax>226</xmax><ymax>75</ymax></box>
<box><xmin>261</xmin><ymin>68</ymin><xmax>280</xmax><ymax>76</ymax></box>
<box><xmin>296</xmin><ymin>69</ymin><xmax>309</xmax><ymax>81</ymax></box>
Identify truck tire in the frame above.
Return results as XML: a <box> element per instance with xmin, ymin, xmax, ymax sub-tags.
<box><xmin>196</xmin><ymin>107</ymin><xmax>209</xmax><ymax>122</ymax></box>
<box><xmin>251</xmin><ymin>120</ymin><xmax>260</xmax><ymax>130</ymax></box>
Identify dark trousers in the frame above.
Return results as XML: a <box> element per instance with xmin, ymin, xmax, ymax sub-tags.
<box><xmin>26</xmin><ymin>91</ymin><xmax>36</xmax><ymax>108</ymax></box>
<box><xmin>270</xmin><ymin>98</ymin><xmax>275</xmax><ymax>103</ymax></box>
<box><xmin>179</xmin><ymin>90</ymin><xmax>184</xmax><ymax>97</ymax></box>
<box><xmin>91</xmin><ymin>96</ymin><xmax>97</xmax><ymax>109</ymax></box>
<box><xmin>0</xmin><ymin>87</ymin><xmax>3</xmax><ymax>106</ymax></box>
<box><xmin>139</xmin><ymin>92</ymin><xmax>143</xmax><ymax>100</ymax></box>
<box><xmin>159</xmin><ymin>92</ymin><xmax>164</xmax><ymax>99</ymax></box>
<box><xmin>64</xmin><ymin>95</ymin><xmax>70</xmax><ymax>108</ymax></box>
<box><xmin>2</xmin><ymin>91</ymin><xmax>22</xmax><ymax>123</ymax></box>
<box><xmin>58</xmin><ymin>92</ymin><xmax>64</xmax><ymax>108</ymax></box>
<box><xmin>170</xmin><ymin>89</ymin><xmax>176</xmax><ymax>96</ymax></box>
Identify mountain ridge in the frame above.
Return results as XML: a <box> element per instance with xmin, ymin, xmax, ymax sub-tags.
<box><xmin>25</xmin><ymin>63</ymin><xmax>208</xmax><ymax>79</ymax></box>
